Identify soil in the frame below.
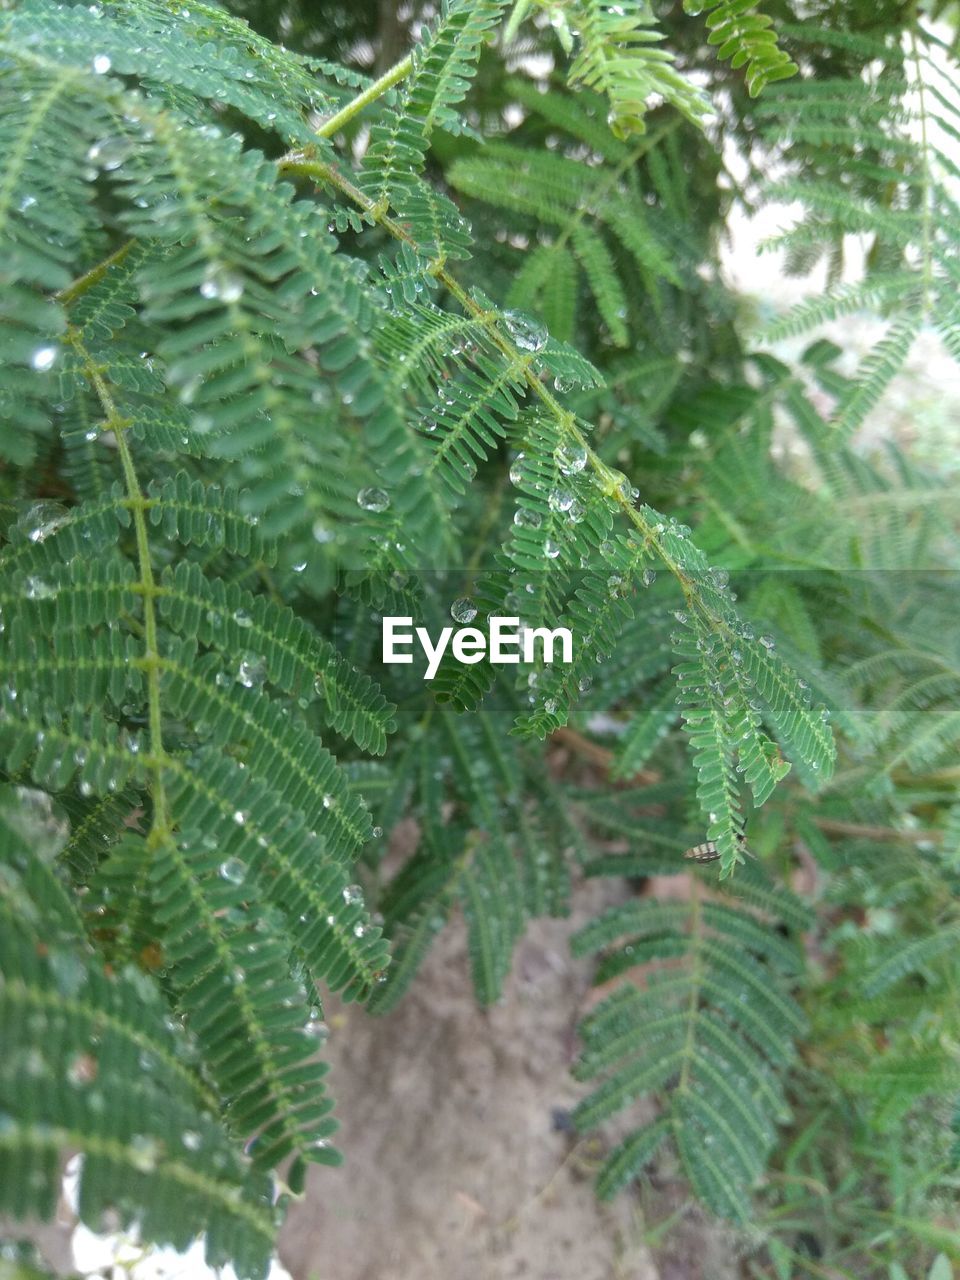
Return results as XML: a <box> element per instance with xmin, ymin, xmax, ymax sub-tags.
<box><xmin>278</xmin><ymin>871</ymin><xmax>741</xmax><ymax>1280</ymax></box>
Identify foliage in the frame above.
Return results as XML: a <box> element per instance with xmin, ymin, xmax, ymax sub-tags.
<box><xmin>0</xmin><ymin>0</ymin><xmax>958</xmax><ymax>1276</ymax></box>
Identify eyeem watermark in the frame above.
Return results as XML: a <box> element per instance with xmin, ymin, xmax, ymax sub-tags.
<box><xmin>383</xmin><ymin>616</ymin><xmax>573</xmax><ymax>680</ymax></box>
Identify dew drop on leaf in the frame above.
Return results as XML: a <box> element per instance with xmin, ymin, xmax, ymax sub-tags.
<box><xmin>219</xmin><ymin>858</ymin><xmax>246</xmax><ymax>884</ymax></box>
<box><xmin>30</xmin><ymin>346</ymin><xmax>59</xmax><ymax>372</ymax></box>
<box><xmin>557</xmin><ymin>443</ymin><xmax>587</xmax><ymax>475</ymax></box>
<box><xmin>19</xmin><ymin>501</ymin><xmax>68</xmax><ymax>543</ymax></box>
<box><xmin>514</xmin><ymin>507</ymin><xmax>542</xmax><ymax>530</ymax></box>
<box><xmin>357</xmin><ymin>487</ymin><xmax>390</xmax><ymax>513</ymax></box>
<box><xmin>200</xmin><ymin>267</ymin><xmax>244</xmax><ymax>303</ymax></box>
<box><xmin>450</xmin><ymin>597</ymin><xmax>477</xmax><ymax>623</ymax></box>
<box><xmin>86</xmin><ymin>136</ymin><xmax>132</xmax><ymax>170</ymax></box>
<box><xmin>502</xmin><ymin>309</ymin><xmax>547</xmax><ymax>353</ymax></box>
<box><xmin>236</xmin><ymin>653</ymin><xmax>266</xmax><ymax>688</ymax></box>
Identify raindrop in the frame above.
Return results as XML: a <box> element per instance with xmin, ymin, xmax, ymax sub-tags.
<box><xmin>312</xmin><ymin>520</ymin><xmax>334</xmax><ymax>543</ymax></box>
<box><xmin>236</xmin><ymin>653</ymin><xmax>266</xmax><ymax>689</ymax></box>
<box><xmin>342</xmin><ymin>884</ymin><xmax>363</xmax><ymax>905</ymax></box>
<box><xmin>509</xmin><ymin>453</ymin><xmax>526</xmax><ymax>487</ymax></box>
<box><xmin>502</xmin><ymin>310</ymin><xmax>547</xmax><ymax>353</ymax></box>
<box><xmin>24</xmin><ymin>576</ymin><xmax>57</xmax><ymax>601</ymax></box>
<box><xmin>219</xmin><ymin>858</ymin><xmax>246</xmax><ymax>885</ymax></box>
<box><xmin>233</xmin><ymin>609</ymin><xmax>253</xmax><ymax>628</ymax></box>
<box><xmin>322</xmin><ymin>793</ymin><xmax>337</xmax><ymax>810</ymax></box>
<box><xmin>556</xmin><ymin>443</ymin><xmax>587</xmax><ymax>475</ymax></box>
<box><xmin>357</xmin><ymin>487</ymin><xmax>390</xmax><ymax>513</ymax></box>
<box><xmin>759</xmin><ymin>635</ymin><xmax>776</xmax><ymax>650</ymax></box>
<box><xmin>92</xmin><ymin>53</ymin><xmax>112</xmax><ymax>74</ymax></box>
<box><xmin>513</xmin><ymin>507</ymin><xmax>542</xmax><ymax>530</ymax></box>
<box><xmin>232</xmin><ymin>810</ymin><xmax>247</xmax><ymax>826</ymax></box>
<box><xmin>199</xmin><ymin>267</ymin><xmax>244</xmax><ymax>303</ymax></box>
<box><xmin>19</xmin><ymin>501</ymin><xmax>68</xmax><ymax>543</ymax></box>
<box><xmin>543</xmin><ymin>538</ymin><xmax>560</xmax><ymax>559</ymax></box>
<box><xmin>553</xmin><ymin>375</ymin><xmax>575</xmax><ymax>393</ymax></box>
<box><xmin>641</xmin><ymin>568</ymin><xmax>656</xmax><ymax>588</ymax></box>
<box><xmin>86</xmin><ymin>136</ymin><xmax>132</xmax><ymax>170</ymax></box>
<box><xmin>450</xmin><ymin>597</ymin><xmax>477</xmax><ymax>624</ymax></box>
<box><xmin>30</xmin><ymin>346</ymin><xmax>59</xmax><ymax>372</ymax></box>
<box><xmin>547</xmin><ymin>489</ymin><xmax>573</xmax><ymax>513</ymax></box>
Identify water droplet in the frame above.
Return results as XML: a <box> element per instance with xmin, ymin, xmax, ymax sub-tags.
<box><xmin>129</xmin><ymin>1134</ymin><xmax>159</xmax><ymax>1172</ymax></box>
<box><xmin>232</xmin><ymin>810</ymin><xmax>247</xmax><ymax>826</ymax></box>
<box><xmin>182</xmin><ymin>1130</ymin><xmax>202</xmax><ymax>1151</ymax></box>
<box><xmin>24</xmin><ymin>576</ymin><xmax>56</xmax><ymax>601</ymax></box>
<box><xmin>19</xmin><ymin>501</ymin><xmax>69</xmax><ymax>544</ymax></box>
<box><xmin>92</xmin><ymin>54</ymin><xmax>112</xmax><ymax>74</ymax></box>
<box><xmin>199</xmin><ymin>266</ymin><xmax>244</xmax><ymax>303</ymax></box>
<box><xmin>219</xmin><ymin>858</ymin><xmax>246</xmax><ymax>884</ymax></box>
<box><xmin>553</xmin><ymin>375</ymin><xmax>575</xmax><ymax>393</ymax></box>
<box><xmin>557</xmin><ymin>443</ymin><xmax>587</xmax><ymax>475</ymax></box>
<box><xmin>509</xmin><ymin>453</ymin><xmax>526</xmax><ymax>487</ymax></box>
<box><xmin>233</xmin><ymin>609</ymin><xmax>253</xmax><ymax>628</ymax></box>
<box><xmin>514</xmin><ymin>507</ymin><xmax>542</xmax><ymax>530</ymax></box>
<box><xmin>577</xmin><ymin>676</ymin><xmax>592</xmax><ymax>693</ymax></box>
<box><xmin>322</xmin><ymin>793</ymin><xmax>337</xmax><ymax>811</ymax></box>
<box><xmin>357</xmin><ymin>487</ymin><xmax>390</xmax><ymax>513</ymax></box>
<box><xmin>312</xmin><ymin>520</ymin><xmax>334</xmax><ymax>543</ymax></box>
<box><xmin>760</xmin><ymin>635</ymin><xmax>775</xmax><ymax>650</ymax></box>
<box><xmin>342</xmin><ymin>884</ymin><xmax>363</xmax><ymax>905</ymax></box>
<box><xmin>543</xmin><ymin>538</ymin><xmax>560</xmax><ymax>559</ymax></box>
<box><xmin>86</xmin><ymin>135</ymin><xmax>131</xmax><ymax>170</ymax></box>
<box><xmin>372</xmin><ymin>826</ymin><xmax>383</xmax><ymax>838</ymax></box>
<box><xmin>30</xmin><ymin>346</ymin><xmax>59</xmax><ymax>372</ymax></box>
<box><xmin>547</xmin><ymin>489</ymin><xmax>573</xmax><ymax>513</ymax></box>
<box><xmin>641</xmin><ymin>568</ymin><xmax>656</xmax><ymax>588</ymax></box>
<box><xmin>502</xmin><ymin>310</ymin><xmax>547</xmax><ymax>353</ymax></box>
<box><xmin>450</xmin><ymin>597</ymin><xmax>477</xmax><ymax>624</ymax></box>
<box><xmin>236</xmin><ymin>653</ymin><xmax>266</xmax><ymax>688</ymax></box>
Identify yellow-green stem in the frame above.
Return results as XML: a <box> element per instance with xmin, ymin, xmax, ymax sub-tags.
<box><xmin>315</xmin><ymin>54</ymin><xmax>413</xmax><ymax>138</ymax></box>
<box><xmin>68</xmin><ymin>333</ymin><xmax>168</xmax><ymax>835</ymax></box>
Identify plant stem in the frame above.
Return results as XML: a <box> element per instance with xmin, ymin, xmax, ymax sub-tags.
<box><xmin>56</xmin><ymin>238</ymin><xmax>134</xmax><ymax>305</ymax></box>
<box><xmin>315</xmin><ymin>54</ymin><xmax>413</xmax><ymax>138</ymax></box>
<box><xmin>67</xmin><ymin>331</ymin><xmax>168</xmax><ymax>836</ymax></box>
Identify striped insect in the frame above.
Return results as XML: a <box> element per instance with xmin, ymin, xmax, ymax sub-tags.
<box><xmin>683</xmin><ymin>834</ymin><xmax>752</xmax><ymax>863</ymax></box>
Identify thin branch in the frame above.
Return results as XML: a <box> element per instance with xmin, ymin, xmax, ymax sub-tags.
<box><xmin>315</xmin><ymin>54</ymin><xmax>413</xmax><ymax>139</ymax></box>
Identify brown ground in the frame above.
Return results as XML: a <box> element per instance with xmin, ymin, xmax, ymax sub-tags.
<box><xmin>278</xmin><ymin>874</ymin><xmax>741</xmax><ymax>1280</ymax></box>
